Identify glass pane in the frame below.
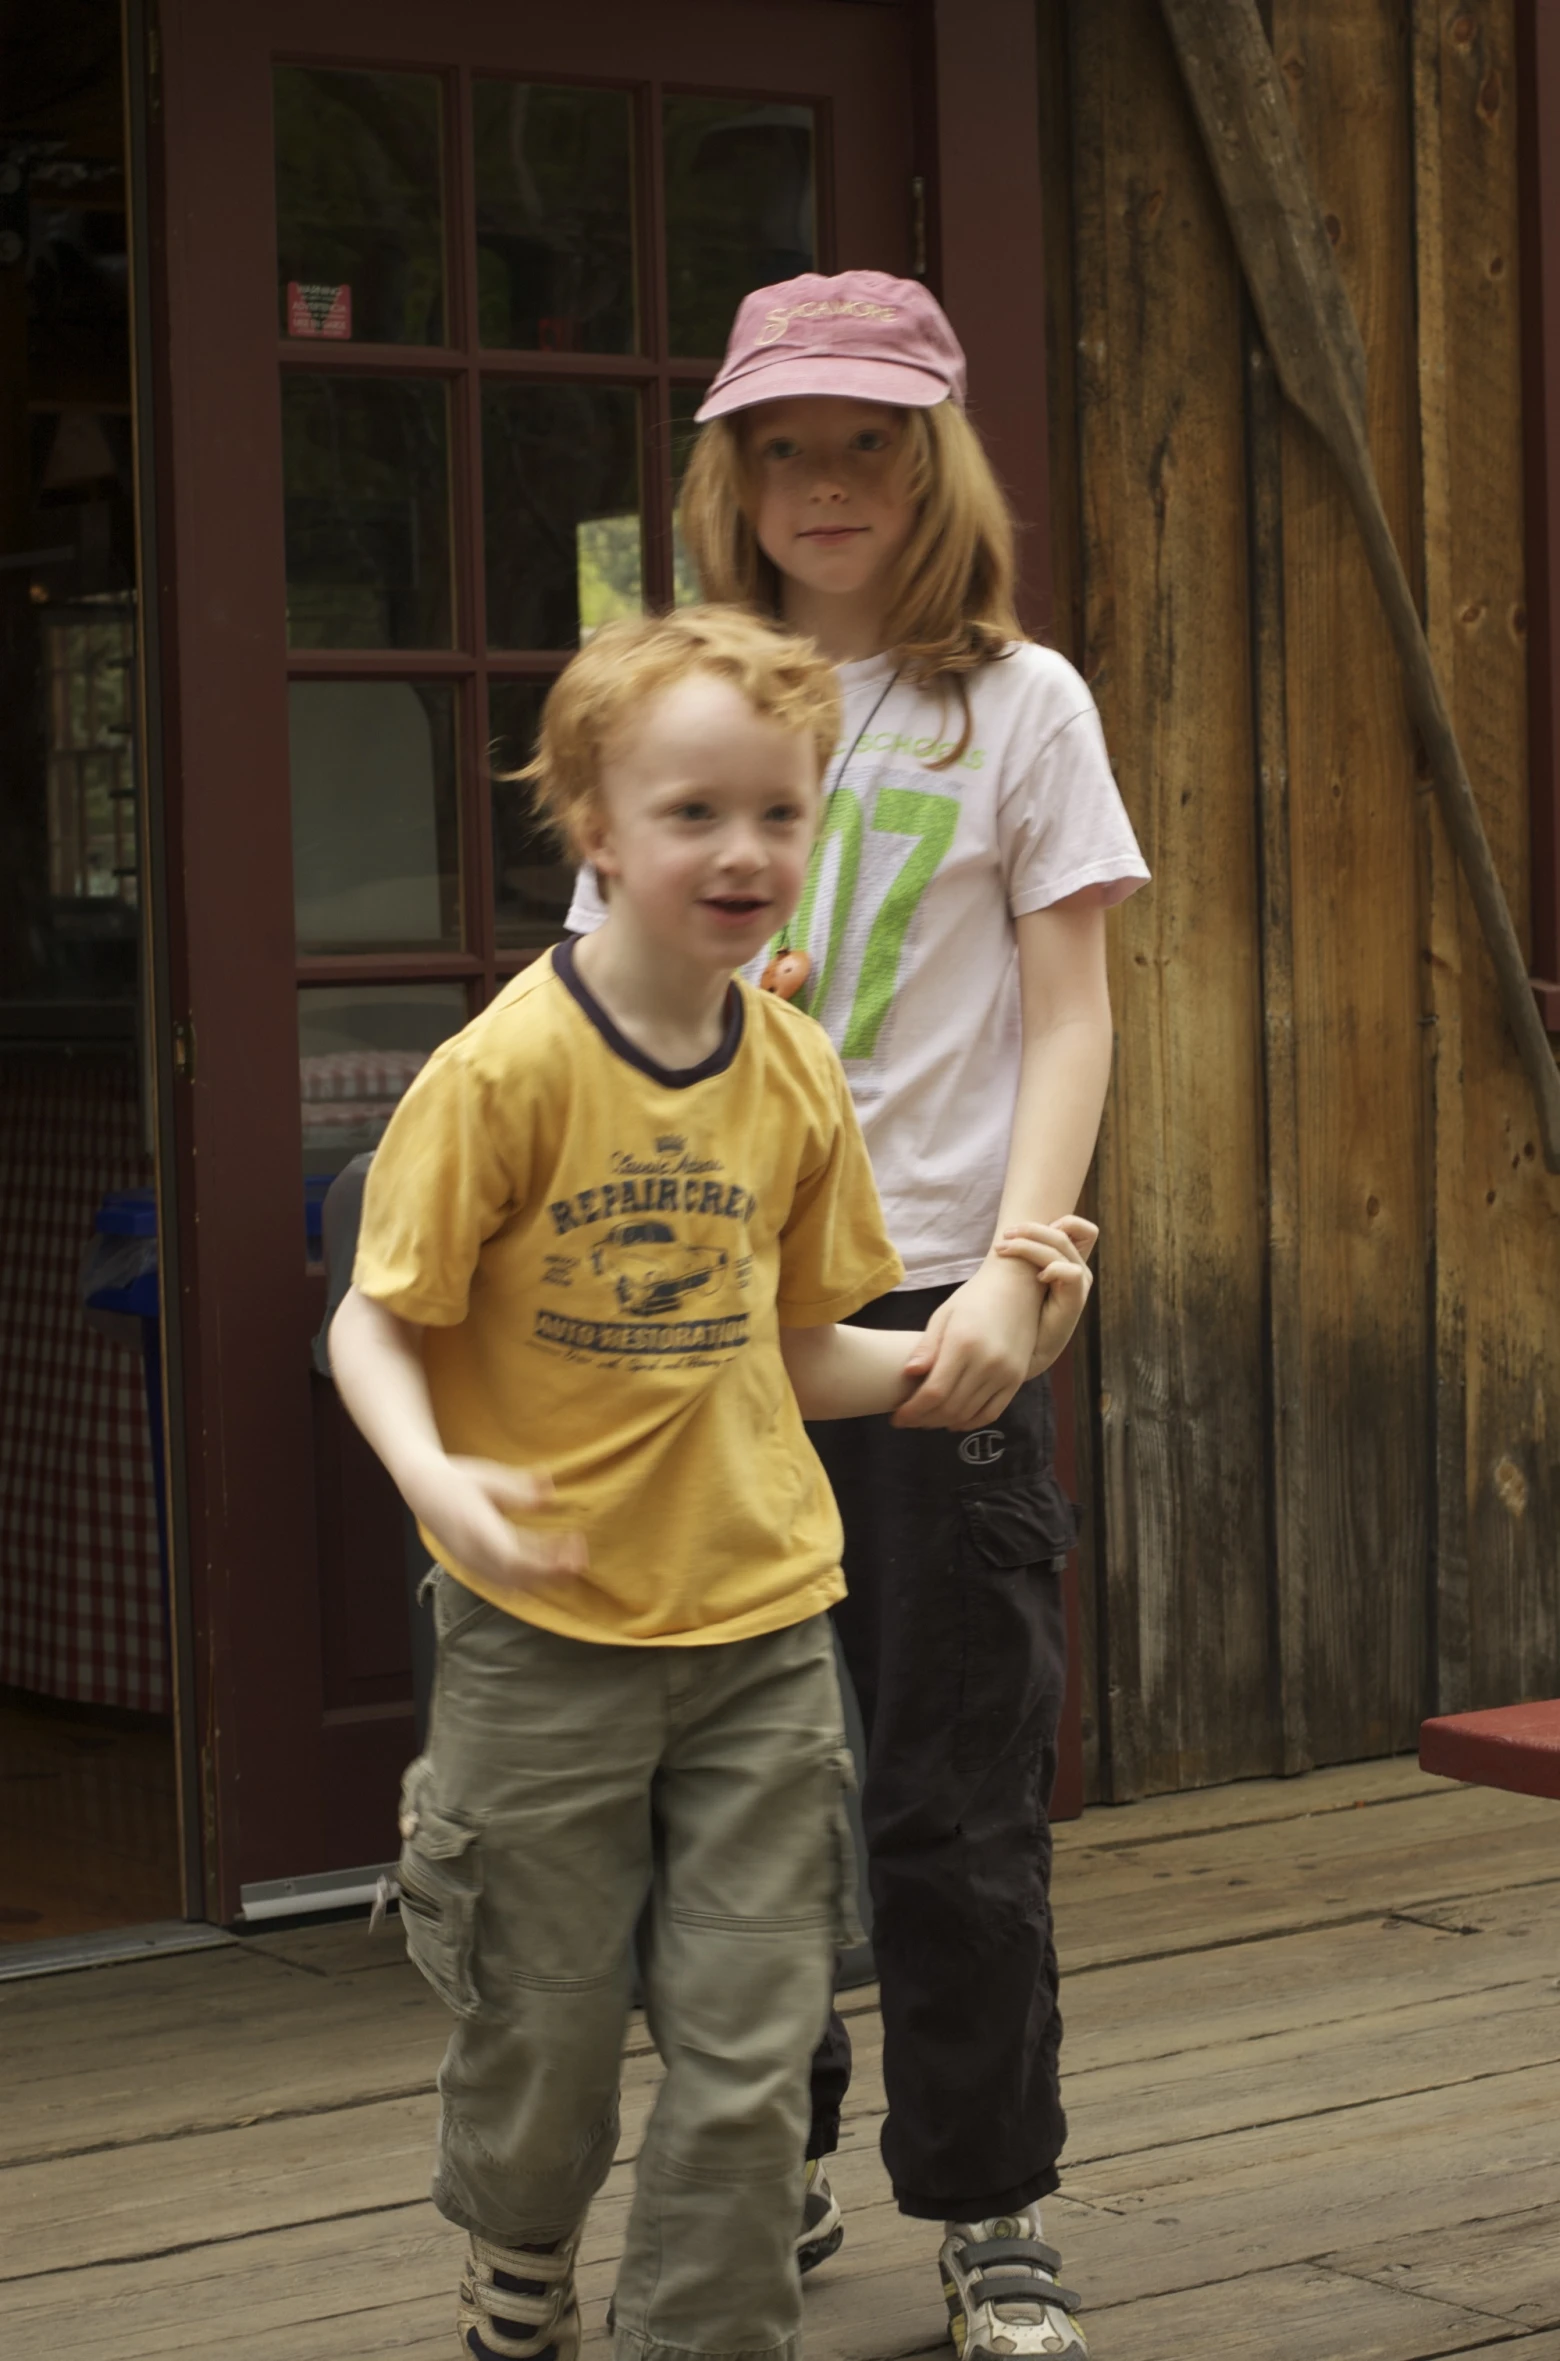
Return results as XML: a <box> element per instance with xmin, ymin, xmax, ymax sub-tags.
<box><xmin>290</xmin><ymin>682</ymin><xmax>460</xmax><ymax>953</ymax></box>
<box><xmin>44</xmin><ymin>614</ymin><xmax>138</xmax><ymax>906</ymax></box>
<box><xmin>488</xmin><ymin>680</ymin><xmax>574</xmax><ymax>951</ymax></box>
<box><xmin>669</xmin><ymin>387</ymin><xmax>707</xmax><ymax>608</ymax></box>
<box><xmin>283</xmin><ymin>376</ymin><xmax>452</xmax><ymax>649</ymax></box>
<box><xmin>482</xmin><ymin>384</ymin><xmax>640</xmax><ymax>649</ymax></box>
<box><xmin>274</xmin><ymin>67</ymin><xmax>446</xmax><ymax>346</ymax></box>
<box><xmin>298</xmin><ymin>983</ymin><xmax>467</xmax><ymax>1176</ymax></box>
<box><xmin>663</xmin><ymin>98</ymin><xmax>816</xmax><ymax>358</ymax></box>
<box><xmin>474</xmin><ymin>81</ymin><xmax>635</xmax><ymax>353</ymax></box>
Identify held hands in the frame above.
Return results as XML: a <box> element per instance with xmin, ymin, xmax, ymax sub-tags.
<box><xmin>1005</xmin><ymin>1214</ymin><xmax>1099</xmax><ymax>1380</ymax></box>
<box><xmin>399</xmin><ymin>1454</ymin><xmax>587</xmax><ymax>1595</ymax></box>
<box><xmin>893</xmin><ymin>1215</ymin><xmax>1098</xmax><ymax>1432</ymax></box>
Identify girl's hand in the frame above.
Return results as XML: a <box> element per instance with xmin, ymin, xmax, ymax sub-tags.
<box><xmin>996</xmin><ymin>1215</ymin><xmax>1098</xmax><ymax>1378</ymax></box>
<box><xmin>399</xmin><ymin>1455</ymin><xmax>588</xmax><ymax>1594</ymax></box>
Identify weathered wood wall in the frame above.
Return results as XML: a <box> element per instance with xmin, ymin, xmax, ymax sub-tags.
<box><xmin>1040</xmin><ymin>0</ymin><xmax>1560</xmax><ymax>1799</ymax></box>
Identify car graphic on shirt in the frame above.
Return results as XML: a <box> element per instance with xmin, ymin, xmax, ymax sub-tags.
<box><xmin>589</xmin><ymin>1221</ymin><xmax>729</xmax><ymax>1317</ymax></box>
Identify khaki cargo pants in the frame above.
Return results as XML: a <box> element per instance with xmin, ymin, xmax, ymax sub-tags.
<box><xmin>397</xmin><ymin>1570</ymin><xmax>860</xmax><ymax>2361</ymax></box>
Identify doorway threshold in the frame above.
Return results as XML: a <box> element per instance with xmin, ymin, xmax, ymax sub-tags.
<box><xmin>0</xmin><ymin>1920</ymin><xmax>234</xmax><ymax>1984</ymax></box>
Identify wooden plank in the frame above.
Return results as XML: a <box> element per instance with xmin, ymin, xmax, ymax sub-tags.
<box><xmin>1324</xmin><ymin>2198</ymin><xmax>1560</xmax><ymax>2332</ymax></box>
<box><xmin>0</xmin><ymin>1945</ymin><xmax>448</xmax><ymax>2165</ymax></box>
<box><xmin>1267</xmin><ymin>0</ymin><xmax>1432</xmax><ymax>1765</ymax></box>
<box><xmin>1062</xmin><ymin>1976</ymin><xmax>1560</xmax><ymax>2163</ymax></box>
<box><xmin>1055</xmin><ymin>2060</ymin><xmax>1560</xmax><ymax>2301</ymax></box>
<box><xmin>1053</xmin><ymin>1751</ymin><xmax>1443</xmax><ymax>1843</ymax></box>
<box><xmin>1055</xmin><ymin>1784</ymin><xmax>1560</xmax><ymax>1970</ymax></box>
<box><xmin>1072</xmin><ymin>0</ymin><xmax>1274</xmax><ymax>1799</ymax></box>
<box><xmin>1162</xmin><ymin>0</ymin><xmax>1560</xmax><ymax>1173</ymax></box>
<box><xmin>1418</xmin><ymin>0</ymin><xmax>1560</xmax><ymax>1716</ymax></box>
<box><xmin>10</xmin><ymin>1885</ymin><xmax>1554</xmax><ymax>2285</ymax></box>
<box><xmin>1063</xmin><ymin>1878</ymin><xmax>1560</xmax><ymax>2059</ymax></box>
<box><xmin>4</xmin><ymin>1773</ymin><xmax>1559</xmax><ymax>2358</ymax></box>
<box><xmin>1247</xmin><ymin>275</ymin><xmax>1311</xmax><ymax>1776</ymax></box>
<box><xmin>830</xmin><ymin>1972</ymin><xmax>1560</xmax><ymax>2186</ymax></box>
<box><xmin>1412</xmin><ymin>0</ymin><xmax>1475</xmax><ymax>1724</ymax></box>
<box><xmin>1087</xmin><ymin>2260</ymin><xmax>1504</xmax><ymax>2361</ymax></box>
<box><xmin>1034</xmin><ymin>0</ymin><xmax>1109</xmax><ymax>1810</ymax></box>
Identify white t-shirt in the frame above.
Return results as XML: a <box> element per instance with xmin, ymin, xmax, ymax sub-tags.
<box><xmin>566</xmin><ymin>641</ymin><xmax>1148</xmax><ymax>1289</ymax></box>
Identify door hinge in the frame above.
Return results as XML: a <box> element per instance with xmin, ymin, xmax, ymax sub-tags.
<box><xmin>171</xmin><ymin>1016</ymin><xmax>196</xmax><ymax>1081</ymax></box>
<box><xmin>910</xmin><ymin>174</ymin><xmax>928</xmax><ymax>279</ymax></box>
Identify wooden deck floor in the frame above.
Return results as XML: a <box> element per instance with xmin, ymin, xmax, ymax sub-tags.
<box><xmin>3</xmin><ymin>1757</ymin><xmax>1558</xmax><ymax>2359</ymax></box>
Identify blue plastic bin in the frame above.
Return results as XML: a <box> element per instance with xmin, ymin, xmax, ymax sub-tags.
<box><xmin>84</xmin><ymin>1180</ymin><xmax>336</xmax><ymax>1607</ymax></box>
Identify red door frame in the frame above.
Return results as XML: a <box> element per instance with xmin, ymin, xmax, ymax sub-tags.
<box><xmin>148</xmin><ymin>0</ymin><xmax>1068</xmax><ymax>1921</ymax></box>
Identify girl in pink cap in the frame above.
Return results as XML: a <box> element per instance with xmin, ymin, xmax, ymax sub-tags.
<box><xmin>569</xmin><ymin>271</ymin><xmax>1147</xmax><ymax>2361</ymax></box>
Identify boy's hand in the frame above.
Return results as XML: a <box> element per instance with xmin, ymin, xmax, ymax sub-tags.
<box><xmin>893</xmin><ymin>1253</ymin><xmax>1043</xmax><ymax>1431</ymax></box>
<box><xmin>996</xmin><ymin>1216</ymin><xmax>1098</xmax><ymax>1378</ymax></box>
<box><xmin>400</xmin><ymin>1455</ymin><xmax>587</xmax><ymax>1593</ymax></box>
<box><xmin>892</xmin><ymin>1216</ymin><xmax>1098</xmax><ymax>1431</ymax></box>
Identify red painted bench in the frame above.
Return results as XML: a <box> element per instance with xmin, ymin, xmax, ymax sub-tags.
<box><xmin>1419</xmin><ymin>1700</ymin><xmax>1560</xmax><ymax>1802</ymax></box>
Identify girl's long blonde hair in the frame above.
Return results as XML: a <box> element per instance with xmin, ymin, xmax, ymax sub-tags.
<box><xmin>678</xmin><ymin>398</ymin><xmax>1024</xmax><ymax>754</ymax></box>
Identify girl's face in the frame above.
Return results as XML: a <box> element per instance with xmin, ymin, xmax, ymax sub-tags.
<box><xmin>745</xmin><ymin>397</ymin><xmax>918</xmax><ymax>606</ymax></box>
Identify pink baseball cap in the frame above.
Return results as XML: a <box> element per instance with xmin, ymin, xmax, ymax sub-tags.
<box><xmin>695</xmin><ymin>270</ymin><xmax>967</xmax><ymax>421</ymax></box>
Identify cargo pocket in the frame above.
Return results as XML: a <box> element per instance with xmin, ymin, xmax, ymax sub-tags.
<box><xmin>396</xmin><ymin>1756</ymin><xmax>484</xmax><ymax>2017</ymax></box>
<box><xmin>828</xmin><ymin>1748</ymin><xmax>866</xmax><ymax>1951</ymax></box>
<box><xmin>951</xmin><ymin>1470</ymin><xmax>1077</xmax><ymax>1773</ymax></box>
<box><xmin>957</xmin><ymin>1468</ymin><xmax>1079</xmax><ymax>1574</ymax></box>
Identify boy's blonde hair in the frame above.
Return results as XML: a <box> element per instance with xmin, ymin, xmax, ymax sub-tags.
<box><xmin>678</xmin><ymin>398</ymin><xmax>1024</xmax><ymax>718</ymax></box>
<box><xmin>520</xmin><ymin>605</ymin><xmax>842</xmax><ymax>861</ymax></box>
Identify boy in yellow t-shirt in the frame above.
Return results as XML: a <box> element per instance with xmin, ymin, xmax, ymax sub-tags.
<box><xmin>329</xmin><ymin>607</ymin><xmax>1094</xmax><ymax>2361</ymax></box>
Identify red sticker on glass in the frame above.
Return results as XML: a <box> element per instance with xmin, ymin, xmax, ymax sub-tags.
<box><xmin>287</xmin><ymin>282</ymin><xmax>352</xmax><ymax>339</ymax></box>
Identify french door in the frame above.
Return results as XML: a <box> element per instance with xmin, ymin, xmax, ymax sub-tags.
<box><xmin>153</xmin><ymin>0</ymin><xmax>925</xmax><ymax>1915</ymax></box>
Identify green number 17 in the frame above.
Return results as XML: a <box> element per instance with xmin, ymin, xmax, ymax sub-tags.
<box><xmin>792</xmin><ymin>787</ymin><xmax>960</xmax><ymax>1058</ymax></box>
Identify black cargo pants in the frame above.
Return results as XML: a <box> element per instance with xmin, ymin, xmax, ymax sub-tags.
<box><xmin>805</xmin><ymin>1281</ymin><xmax>1075</xmax><ymax>2224</ymax></box>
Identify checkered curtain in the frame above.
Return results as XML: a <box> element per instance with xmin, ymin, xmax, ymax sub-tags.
<box><xmin>0</xmin><ymin>1055</ymin><xmax>167</xmax><ymax>1712</ymax></box>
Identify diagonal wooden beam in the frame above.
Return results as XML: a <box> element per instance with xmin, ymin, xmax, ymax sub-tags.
<box><xmin>1160</xmin><ymin>0</ymin><xmax>1560</xmax><ymax>1170</ymax></box>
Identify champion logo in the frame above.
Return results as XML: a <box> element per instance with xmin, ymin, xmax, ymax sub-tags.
<box><xmin>958</xmin><ymin>1429</ymin><xmax>1006</xmax><ymax>1467</ymax></box>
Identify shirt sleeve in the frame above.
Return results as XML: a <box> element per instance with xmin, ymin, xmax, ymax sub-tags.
<box><xmin>776</xmin><ymin>1035</ymin><xmax>904</xmax><ymax>1325</ymax></box>
<box><xmin>353</xmin><ymin>1040</ymin><xmax>528</xmax><ymax>1326</ymax></box>
<box><xmin>564</xmin><ymin>864</ymin><xmax>608</xmax><ymax>934</ymax></box>
<box><xmin>999</xmin><ymin>701</ymin><xmax>1151</xmax><ymax>917</ymax></box>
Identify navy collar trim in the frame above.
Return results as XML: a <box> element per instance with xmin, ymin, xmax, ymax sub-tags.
<box><xmin>552</xmin><ymin>937</ymin><xmax>745</xmax><ymax>1089</ymax></box>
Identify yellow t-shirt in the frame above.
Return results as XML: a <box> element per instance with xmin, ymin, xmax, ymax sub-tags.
<box><xmin>353</xmin><ymin>942</ymin><xmax>903</xmax><ymax>1646</ymax></box>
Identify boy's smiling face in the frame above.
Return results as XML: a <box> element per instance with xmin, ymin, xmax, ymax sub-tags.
<box><xmin>582</xmin><ymin>672</ymin><xmax>822</xmax><ymax>975</ymax></box>
<box><xmin>745</xmin><ymin>394</ymin><xmax>918</xmax><ymax>604</ymax></box>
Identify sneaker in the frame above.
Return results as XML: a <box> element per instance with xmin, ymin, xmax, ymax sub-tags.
<box><xmin>938</xmin><ymin>2208</ymin><xmax>1086</xmax><ymax>2358</ymax></box>
<box><xmin>797</xmin><ymin>2158</ymin><xmax>845</xmax><ymax>2274</ymax></box>
<box><xmin>457</xmin><ymin>2229</ymin><xmax>581</xmax><ymax>2360</ymax></box>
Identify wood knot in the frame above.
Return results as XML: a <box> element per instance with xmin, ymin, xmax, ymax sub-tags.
<box><xmin>1477</xmin><ymin>68</ymin><xmax>1502</xmax><ymax>123</ymax></box>
<box><xmin>1450</xmin><ymin>12</ymin><xmax>1474</xmax><ymax>44</ymax></box>
<box><xmin>1493</xmin><ymin>1456</ymin><xmax>1528</xmax><ymax>1517</ymax></box>
<box><xmin>1365</xmin><ymin>1194</ymin><xmax>1381</xmax><ymax>1218</ymax></box>
<box><xmin>1458</xmin><ymin>600</ymin><xmax>1486</xmax><ymax>628</ymax></box>
<box><xmin>1136</xmin><ymin>186</ymin><xmax>1166</xmax><ymax>230</ymax></box>
<box><xmin>1280</xmin><ymin>51</ymin><xmax>1305</xmax><ymax>83</ymax></box>
<box><xmin>1488</xmin><ymin>253</ymin><xmax>1505</xmax><ymax>278</ymax></box>
<box><xmin>1512</xmin><ymin>604</ymin><xmax>1528</xmax><ymax>637</ymax></box>
<box><xmin>1324</xmin><ymin>213</ymin><xmax>1343</xmax><ymax>246</ymax></box>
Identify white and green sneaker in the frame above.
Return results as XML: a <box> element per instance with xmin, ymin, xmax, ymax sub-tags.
<box><xmin>938</xmin><ymin>2206</ymin><xmax>1085</xmax><ymax>2358</ymax></box>
<box><xmin>457</xmin><ymin>2228</ymin><xmax>581</xmax><ymax>2360</ymax></box>
<box><xmin>798</xmin><ymin>2158</ymin><xmax>845</xmax><ymax>2274</ymax></box>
